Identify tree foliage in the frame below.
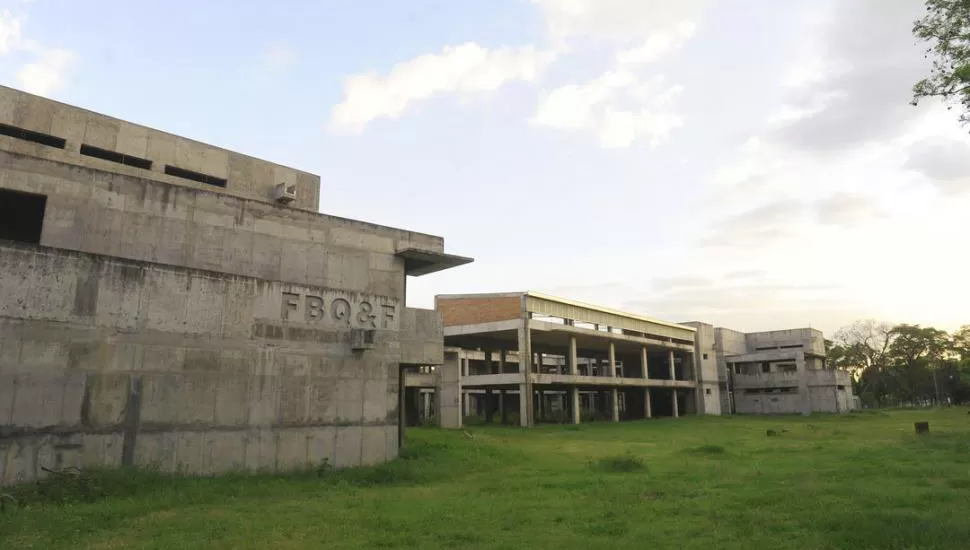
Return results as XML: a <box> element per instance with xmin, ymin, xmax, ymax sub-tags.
<box><xmin>912</xmin><ymin>0</ymin><xmax>970</xmax><ymax>124</ymax></box>
<box><xmin>832</xmin><ymin>319</ymin><xmax>970</xmax><ymax>407</ymax></box>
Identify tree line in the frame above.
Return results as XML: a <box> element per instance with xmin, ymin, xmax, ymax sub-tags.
<box><xmin>827</xmin><ymin>320</ymin><xmax>970</xmax><ymax>408</ymax></box>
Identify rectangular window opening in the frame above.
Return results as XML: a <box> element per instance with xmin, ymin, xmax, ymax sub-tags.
<box><xmin>837</xmin><ymin>385</ymin><xmax>846</xmax><ymax>390</ymax></box>
<box><xmin>164</xmin><ymin>165</ymin><xmax>227</xmax><ymax>188</ymax></box>
<box><xmin>705</xmin><ymin>388</ymin><xmax>712</xmax><ymax>395</ymax></box>
<box><xmin>0</xmin><ymin>122</ymin><xmax>66</xmax><ymax>149</ymax></box>
<box><xmin>80</xmin><ymin>144</ymin><xmax>152</xmax><ymax>170</ymax></box>
<box><xmin>0</xmin><ymin>188</ymin><xmax>47</xmax><ymax>243</ymax></box>
<box><xmin>702</xmin><ymin>353</ymin><xmax>709</xmax><ymax>360</ymax></box>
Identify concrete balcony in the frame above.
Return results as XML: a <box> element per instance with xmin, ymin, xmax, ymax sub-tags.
<box><xmin>399</xmin><ymin>307</ymin><xmax>444</xmax><ymax>366</ymax></box>
<box><xmin>734</xmin><ymin>369</ymin><xmax>852</xmax><ymax>389</ymax></box>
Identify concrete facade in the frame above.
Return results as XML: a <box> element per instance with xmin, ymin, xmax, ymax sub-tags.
<box><xmin>431</xmin><ymin>292</ymin><xmax>702</xmax><ymax>427</ymax></box>
<box><xmin>0</xmin><ymin>85</ymin><xmax>471</xmax><ymax>485</ymax></box>
<box><xmin>689</xmin><ymin>324</ymin><xmax>857</xmax><ymax>415</ymax></box>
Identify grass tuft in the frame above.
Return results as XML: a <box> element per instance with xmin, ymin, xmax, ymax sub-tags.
<box><xmin>685</xmin><ymin>444</ymin><xmax>728</xmax><ymax>455</ymax></box>
<box><xmin>591</xmin><ymin>454</ymin><xmax>647</xmax><ymax>473</ymax></box>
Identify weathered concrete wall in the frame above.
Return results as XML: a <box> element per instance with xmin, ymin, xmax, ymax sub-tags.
<box><xmin>735</xmin><ymin>392</ymin><xmax>802</xmax><ymax>415</ymax></box>
<box><xmin>745</xmin><ymin>328</ymin><xmax>826</xmax><ymax>356</ymax></box>
<box><xmin>400</xmin><ymin>308</ymin><xmax>444</xmax><ymax>366</ymax></box>
<box><xmin>0</xmin><ymin>85</ymin><xmax>321</xmax><ymax>210</ymax></box>
<box><xmin>0</xmin><ymin>242</ymin><xmax>403</xmax><ymax>484</ymax></box>
<box><xmin>682</xmin><ymin>322</ymin><xmax>721</xmax><ymax>415</ymax></box>
<box><xmin>0</xmin><ymin>149</ymin><xmax>442</xmax><ymax>295</ymax></box>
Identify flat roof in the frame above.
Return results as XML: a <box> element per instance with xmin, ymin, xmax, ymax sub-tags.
<box><xmin>396</xmin><ymin>248</ymin><xmax>474</xmax><ymax>276</ymax></box>
<box><xmin>435</xmin><ymin>290</ymin><xmax>695</xmax><ymax>332</ymax></box>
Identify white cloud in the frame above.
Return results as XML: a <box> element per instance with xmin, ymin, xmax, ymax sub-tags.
<box><xmin>0</xmin><ymin>9</ymin><xmax>77</xmax><ymax>97</ymax></box>
<box><xmin>532</xmin><ymin>68</ymin><xmax>686</xmax><ymax>148</ymax></box>
<box><xmin>0</xmin><ymin>10</ymin><xmax>22</xmax><ymax>54</ymax></box>
<box><xmin>616</xmin><ymin>22</ymin><xmax>696</xmax><ymax>65</ymax></box>
<box><xmin>331</xmin><ymin>42</ymin><xmax>553</xmax><ymax>132</ymax></box>
<box><xmin>904</xmin><ymin>137</ymin><xmax>970</xmax><ymax>195</ymax></box>
<box><xmin>18</xmin><ymin>46</ymin><xmax>75</xmax><ymax>96</ymax></box>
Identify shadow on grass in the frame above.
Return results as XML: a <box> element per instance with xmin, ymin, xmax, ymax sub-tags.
<box><xmin>590</xmin><ymin>454</ymin><xmax>647</xmax><ymax>473</ymax></box>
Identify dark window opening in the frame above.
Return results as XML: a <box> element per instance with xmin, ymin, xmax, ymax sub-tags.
<box><xmin>164</xmin><ymin>165</ymin><xmax>227</xmax><ymax>188</ymax></box>
<box><xmin>780</xmin><ymin>344</ymin><xmax>803</xmax><ymax>349</ymax></box>
<box><xmin>702</xmin><ymin>353</ymin><xmax>709</xmax><ymax>360</ymax></box>
<box><xmin>761</xmin><ymin>363</ymin><xmax>771</xmax><ymax>373</ymax></box>
<box><xmin>0</xmin><ymin>188</ymin><xmax>46</xmax><ymax>243</ymax></box>
<box><xmin>0</xmin><ymin>122</ymin><xmax>66</xmax><ymax>149</ymax></box>
<box><xmin>837</xmin><ymin>385</ymin><xmax>846</xmax><ymax>391</ymax></box>
<box><xmin>705</xmin><ymin>388</ymin><xmax>712</xmax><ymax>395</ymax></box>
<box><xmin>80</xmin><ymin>144</ymin><xmax>152</xmax><ymax>170</ymax></box>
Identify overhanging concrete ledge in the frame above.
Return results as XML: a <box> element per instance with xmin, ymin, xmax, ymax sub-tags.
<box><xmin>397</xmin><ymin>248</ymin><xmax>474</xmax><ymax>276</ymax></box>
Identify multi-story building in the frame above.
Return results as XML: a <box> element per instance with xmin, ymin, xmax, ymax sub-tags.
<box><xmin>688</xmin><ymin>324</ymin><xmax>857</xmax><ymax>415</ymax></box>
<box><xmin>403</xmin><ymin>291</ymin><xmax>722</xmax><ymax>428</ymax></box>
<box><xmin>0</xmin><ymin>85</ymin><xmax>470</xmax><ymax>484</ymax></box>
<box><xmin>404</xmin><ymin>297</ymin><xmax>857</xmax><ymax>428</ymax></box>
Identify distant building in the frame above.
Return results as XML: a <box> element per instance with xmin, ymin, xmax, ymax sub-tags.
<box><xmin>687</xmin><ymin>324</ymin><xmax>858</xmax><ymax>415</ymax></box>
<box><xmin>404</xmin><ymin>291</ymin><xmax>719</xmax><ymax>428</ymax></box>
<box><xmin>0</xmin><ymin>85</ymin><xmax>471</xmax><ymax>485</ymax></box>
<box><xmin>404</xmin><ymin>293</ymin><xmax>857</xmax><ymax>428</ymax></box>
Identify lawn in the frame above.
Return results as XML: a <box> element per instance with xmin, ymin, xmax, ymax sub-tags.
<box><xmin>2</xmin><ymin>408</ymin><xmax>970</xmax><ymax>549</ymax></box>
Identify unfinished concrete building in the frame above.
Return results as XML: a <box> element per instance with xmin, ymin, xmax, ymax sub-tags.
<box><xmin>689</xmin><ymin>324</ymin><xmax>857</xmax><ymax>415</ymax></box>
<box><xmin>0</xmin><ymin>85</ymin><xmax>471</xmax><ymax>485</ymax></box>
<box><xmin>404</xmin><ymin>292</ymin><xmax>722</xmax><ymax>428</ymax></box>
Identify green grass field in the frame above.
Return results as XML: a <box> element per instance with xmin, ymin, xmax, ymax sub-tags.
<box><xmin>3</xmin><ymin>408</ymin><xmax>970</xmax><ymax>549</ymax></box>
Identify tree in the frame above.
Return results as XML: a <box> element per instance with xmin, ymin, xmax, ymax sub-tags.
<box><xmin>886</xmin><ymin>325</ymin><xmax>952</xmax><ymax>405</ymax></box>
<box><xmin>831</xmin><ymin>320</ymin><xmax>896</xmax><ymax>406</ymax></box>
<box><xmin>912</xmin><ymin>0</ymin><xmax>970</xmax><ymax>124</ymax></box>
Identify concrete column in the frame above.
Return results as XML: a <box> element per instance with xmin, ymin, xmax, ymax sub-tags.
<box><xmin>485</xmin><ymin>389</ymin><xmax>494</xmax><ymax>424</ymax></box>
<box><xmin>499</xmin><ymin>350</ymin><xmax>506</xmax><ymax>374</ymax></box>
<box><xmin>436</xmin><ymin>351</ymin><xmax>462</xmax><ymax>429</ymax></box>
<box><xmin>668</xmin><ymin>350</ymin><xmax>676</xmax><ymax>380</ymax></box>
<box><xmin>569</xmin><ymin>387</ymin><xmax>580</xmax><ymax>424</ymax></box>
<box><xmin>611</xmin><ymin>388</ymin><xmax>620</xmax><ymax>422</ymax></box>
<box><xmin>485</xmin><ymin>349</ymin><xmax>493</xmax><ymax>374</ymax></box>
<box><xmin>518</xmin><ymin>320</ymin><xmax>534</xmax><ymax>427</ymax></box>
<box><xmin>796</xmin><ymin>351</ymin><xmax>811</xmax><ymax>415</ymax></box>
<box><xmin>569</xmin><ymin>336</ymin><xmax>578</xmax><ymax>375</ymax></box>
<box><xmin>644</xmin><ymin>388</ymin><xmax>652</xmax><ymax>419</ymax></box>
<box><xmin>608</xmin><ymin>342</ymin><xmax>617</xmax><ymax>377</ymax></box>
<box><xmin>499</xmin><ymin>391</ymin><xmax>506</xmax><ymax>424</ymax></box>
<box><xmin>537</xmin><ymin>352</ymin><xmax>544</xmax><ymax>374</ymax></box>
<box><xmin>641</xmin><ymin>346</ymin><xmax>649</xmax><ymax>379</ymax></box>
<box><xmin>672</xmin><ymin>389</ymin><xmax>679</xmax><ymax>418</ymax></box>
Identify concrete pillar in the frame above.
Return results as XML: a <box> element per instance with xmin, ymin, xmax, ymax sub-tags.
<box><xmin>538</xmin><ymin>390</ymin><xmax>545</xmax><ymax>422</ymax></box>
<box><xmin>796</xmin><ymin>351</ymin><xmax>811</xmax><ymax>415</ymax></box>
<box><xmin>608</xmin><ymin>342</ymin><xmax>617</xmax><ymax>377</ymax></box>
<box><xmin>672</xmin><ymin>389</ymin><xmax>679</xmax><ymax>418</ymax></box>
<box><xmin>569</xmin><ymin>388</ymin><xmax>580</xmax><ymax>424</ymax></box>
<box><xmin>499</xmin><ymin>390</ymin><xmax>507</xmax><ymax>424</ymax></box>
<box><xmin>644</xmin><ymin>388</ymin><xmax>652</xmax><ymax>419</ymax></box>
<box><xmin>499</xmin><ymin>350</ymin><xmax>506</xmax><ymax>374</ymax></box>
<box><xmin>518</xmin><ymin>320</ymin><xmax>534</xmax><ymax>427</ymax></box>
<box><xmin>641</xmin><ymin>345</ymin><xmax>649</xmax><ymax>379</ymax></box>
<box><xmin>611</xmin><ymin>388</ymin><xmax>620</xmax><ymax>422</ymax></box>
<box><xmin>668</xmin><ymin>350</ymin><xmax>676</xmax><ymax>380</ymax></box>
<box><xmin>569</xmin><ymin>336</ymin><xmax>578</xmax><ymax>375</ymax></box>
<box><xmin>485</xmin><ymin>389</ymin><xmax>494</xmax><ymax>424</ymax></box>
<box><xmin>485</xmin><ymin>349</ymin><xmax>493</xmax><ymax>374</ymax></box>
<box><xmin>436</xmin><ymin>351</ymin><xmax>462</xmax><ymax>429</ymax></box>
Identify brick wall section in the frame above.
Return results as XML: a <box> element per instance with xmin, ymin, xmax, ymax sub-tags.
<box><xmin>437</xmin><ymin>296</ymin><xmax>522</xmax><ymax>327</ymax></box>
